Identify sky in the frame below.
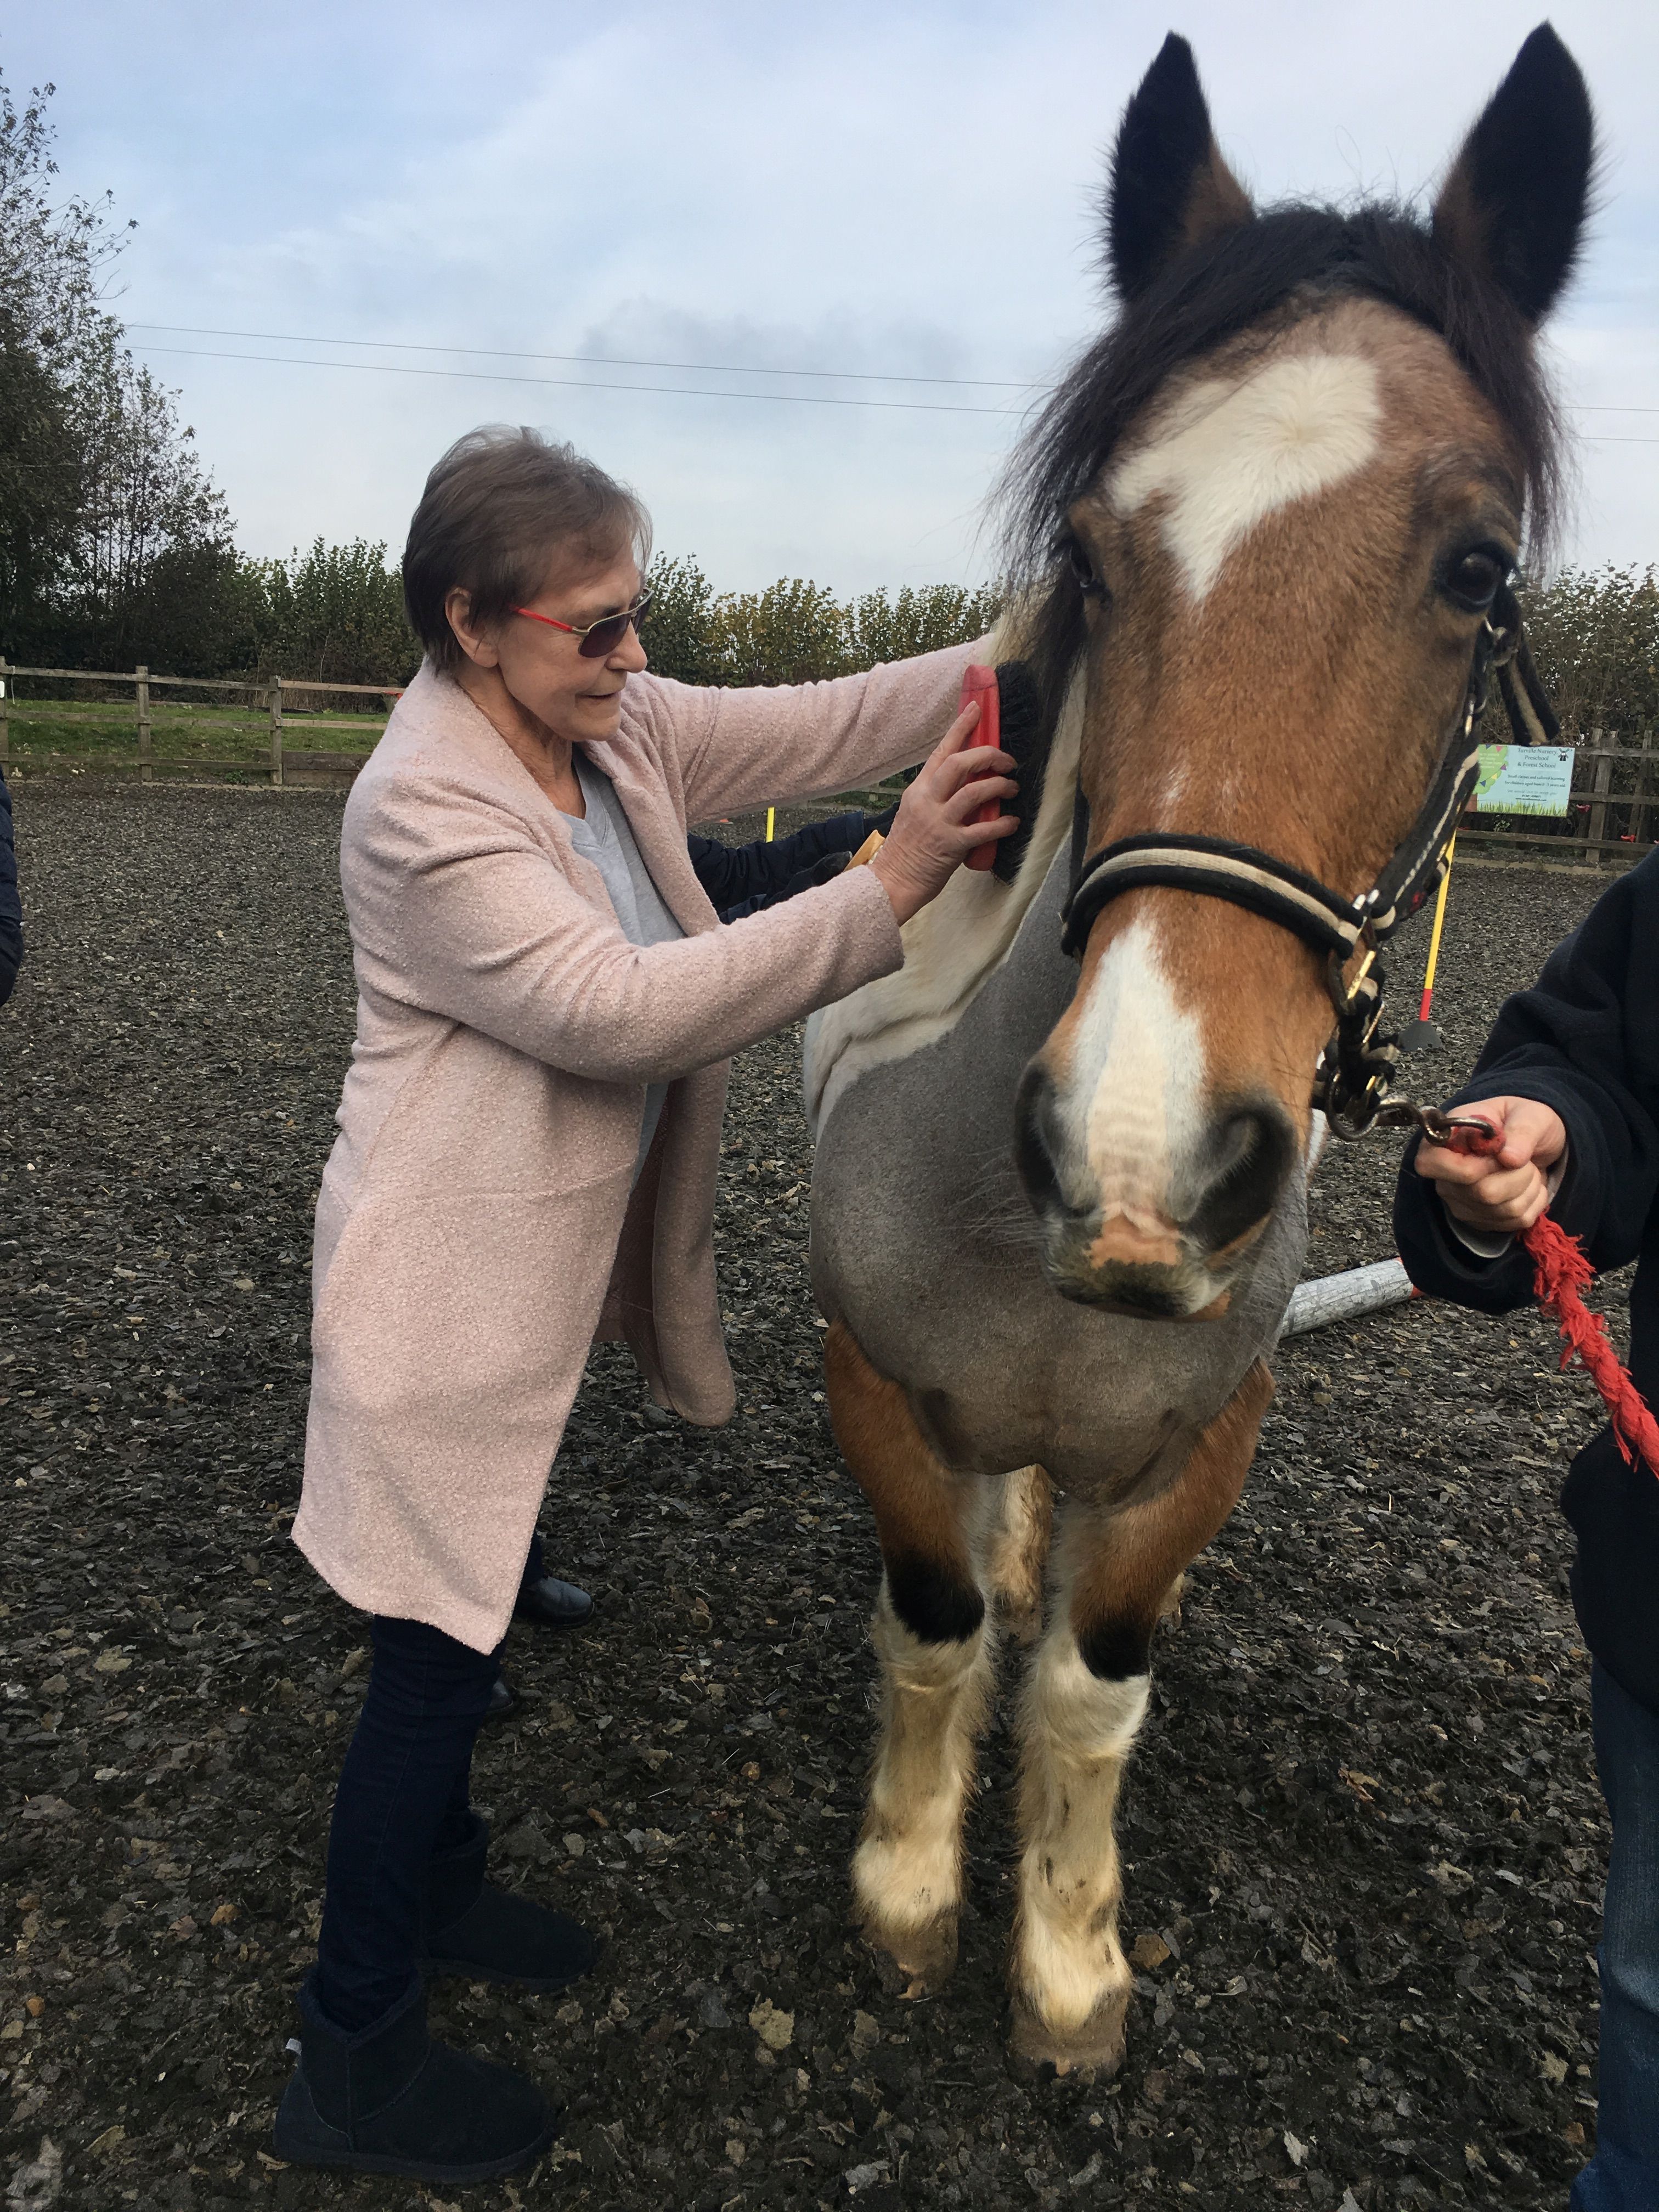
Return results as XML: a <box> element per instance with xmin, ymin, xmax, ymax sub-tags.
<box><xmin>8</xmin><ymin>0</ymin><xmax>1657</xmax><ymax>594</ymax></box>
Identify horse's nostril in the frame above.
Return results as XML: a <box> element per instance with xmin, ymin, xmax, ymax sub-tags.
<box><xmin>1014</xmin><ymin>1063</ymin><xmax>1064</xmax><ymax>1215</ymax></box>
<box><xmin>1187</xmin><ymin>1100</ymin><xmax>1295</xmax><ymax>1254</ymax></box>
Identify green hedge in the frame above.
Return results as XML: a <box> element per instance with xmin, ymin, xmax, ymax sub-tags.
<box><xmin>641</xmin><ymin>558</ymin><xmax>1002</xmax><ymax>687</ymax></box>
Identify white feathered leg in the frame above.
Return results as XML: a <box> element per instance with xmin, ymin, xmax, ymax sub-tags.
<box><xmin>1007</xmin><ymin>1365</ymin><xmax>1272</xmax><ymax>2076</ymax></box>
<box><xmin>851</xmin><ymin>1573</ymin><xmax>992</xmax><ymax>1993</ymax></box>
<box><xmin>1009</xmin><ymin>1613</ymin><xmax>1147</xmax><ymax>2075</ymax></box>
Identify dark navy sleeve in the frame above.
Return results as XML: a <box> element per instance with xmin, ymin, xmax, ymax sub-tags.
<box><xmin>764</xmin><ymin>811</ymin><xmax>874</xmax><ymax>876</ymax></box>
<box><xmin>1393</xmin><ymin>850</ymin><xmax>1659</xmax><ymax>1305</ymax></box>
<box><xmin>686</xmin><ymin>831</ymin><xmax>749</xmax><ymax>917</ymax></box>
<box><xmin>689</xmin><ymin>812</ymin><xmax>874</xmax><ymax>923</ymax></box>
<box><xmin>0</xmin><ymin>769</ymin><xmax>22</xmax><ymax>1008</ymax></box>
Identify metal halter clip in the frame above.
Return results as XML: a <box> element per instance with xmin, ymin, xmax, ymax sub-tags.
<box><xmin>1372</xmin><ymin>1104</ymin><xmax>1498</xmax><ymax>1148</ymax></box>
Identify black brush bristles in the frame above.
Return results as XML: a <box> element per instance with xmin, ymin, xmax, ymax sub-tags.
<box><xmin>991</xmin><ymin>660</ymin><xmax>1051</xmax><ymax>884</ymax></box>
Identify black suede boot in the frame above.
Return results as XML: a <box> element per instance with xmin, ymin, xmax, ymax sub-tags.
<box><xmin>420</xmin><ymin>1813</ymin><xmax>600</xmax><ymax>1992</ymax></box>
<box><xmin>273</xmin><ymin>1970</ymin><xmax>556</xmax><ymax>2181</ymax></box>
<box><xmin>481</xmin><ymin>1671</ymin><xmax>521</xmax><ymax>1726</ymax></box>
<box><xmin>512</xmin><ymin>1572</ymin><xmax>593</xmax><ymax>1630</ymax></box>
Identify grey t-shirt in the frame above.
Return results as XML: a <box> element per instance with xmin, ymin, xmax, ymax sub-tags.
<box><xmin>562</xmin><ymin>753</ymin><xmax>686</xmax><ymax>1178</ymax></box>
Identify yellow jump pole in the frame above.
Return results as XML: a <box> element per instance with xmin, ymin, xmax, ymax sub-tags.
<box><xmin>1419</xmin><ymin>833</ymin><xmax>1456</xmax><ymax>1017</ymax></box>
<box><xmin>1400</xmin><ymin>833</ymin><xmax>1455</xmax><ymax>1053</ymax></box>
<box><xmin>765</xmin><ymin>806</ymin><xmax>775</xmax><ymax>842</ymax></box>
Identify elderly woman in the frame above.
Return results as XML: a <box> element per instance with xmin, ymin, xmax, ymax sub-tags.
<box><xmin>273</xmin><ymin>426</ymin><xmax>1015</xmax><ymax>2183</ymax></box>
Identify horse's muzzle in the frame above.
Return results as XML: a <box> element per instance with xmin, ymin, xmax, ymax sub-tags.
<box><xmin>1014</xmin><ymin>1066</ymin><xmax>1294</xmax><ymax>1317</ymax></box>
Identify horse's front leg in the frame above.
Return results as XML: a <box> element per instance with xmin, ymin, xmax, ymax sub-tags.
<box><xmin>823</xmin><ymin>1321</ymin><xmax>993</xmax><ymax>1995</ymax></box>
<box><xmin>1010</xmin><ymin>1360</ymin><xmax>1273</xmax><ymax>2078</ymax></box>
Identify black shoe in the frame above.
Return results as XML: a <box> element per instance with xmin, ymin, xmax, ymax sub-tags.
<box><xmin>273</xmin><ymin>1971</ymin><xmax>556</xmax><ymax>2182</ymax></box>
<box><xmin>420</xmin><ymin>1813</ymin><xmax>600</xmax><ymax>1994</ymax></box>
<box><xmin>481</xmin><ymin>1672</ymin><xmax>521</xmax><ymax>1725</ymax></box>
<box><xmin>513</xmin><ymin>1573</ymin><xmax>594</xmax><ymax>1630</ymax></box>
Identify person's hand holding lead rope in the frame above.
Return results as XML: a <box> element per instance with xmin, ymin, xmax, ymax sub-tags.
<box><xmin>1415</xmin><ymin>1092</ymin><xmax>1659</xmax><ymax>1478</ymax></box>
<box><xmin>1413</xmin><ymin>1094</ymin><xmax>1567</xmax><ymax>1236</ymax></box>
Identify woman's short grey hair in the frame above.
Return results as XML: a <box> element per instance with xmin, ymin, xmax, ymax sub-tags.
<box><xmin>403</xmin><ymin>426</ymin><xmax>652</xmax><ymax>671</ymax></box>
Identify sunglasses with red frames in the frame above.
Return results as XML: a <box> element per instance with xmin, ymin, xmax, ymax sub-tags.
<box><xmin>510</xmin><ymin>589</ymin><xmax>652</xmax><ymax>659</ymax></box>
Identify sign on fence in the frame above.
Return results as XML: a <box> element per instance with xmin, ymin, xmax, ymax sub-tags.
<box><xmin>1471</xmin><ymin>743</ymin><xmax>1575</xmax><ymax>816</ymax></box>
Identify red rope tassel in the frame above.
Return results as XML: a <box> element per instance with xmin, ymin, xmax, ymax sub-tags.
<box><xmin>1520</xmin><ymin>1214</ymin><xmax>1659</xmax><ymax>1477</ymax></box>
<box><xmin>1452</xmin><ymin>1123</ymin><xmax>1659</xmax><ymax>1478</ymax></box>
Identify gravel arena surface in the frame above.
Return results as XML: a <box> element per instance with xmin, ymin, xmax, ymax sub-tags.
<box><xmin>1</xmin><ymin>781</ymin><xmax>1636</xmax><ymax>2211</ymax></box>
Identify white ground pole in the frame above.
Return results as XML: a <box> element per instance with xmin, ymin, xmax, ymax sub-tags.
<box><xmin>1280</xmin><ymin>1257</ymin><xmax>1416</xmax><ymax>1338</ymax></box>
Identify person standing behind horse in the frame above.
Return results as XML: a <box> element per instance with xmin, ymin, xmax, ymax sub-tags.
<box><xmin>273</xmin><ymin>424</ymin><xmax>1017</xmax><ymax>2186</ymax></box>
<box><xmin>1395</xmin><ymin>855</ymin><xmax>1659</xmax><ymax>2212</ymax></box>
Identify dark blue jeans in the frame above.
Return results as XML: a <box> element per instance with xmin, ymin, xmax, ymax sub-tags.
<box><xmin>313</xmin><ymin>1614</ymin><xmax>501</xmax><ymax>2033</ymax></box>
<box><xmin>1572</xmin><ymin>1663</ymin><xmax>1659</xmax><ymax>2211</ymax></box>
<box><xmin>312</xmin><ymin>1538</ymin><xmax>547</xmax><ymax>2034</ymax></box>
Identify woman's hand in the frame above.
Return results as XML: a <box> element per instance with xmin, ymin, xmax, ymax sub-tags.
<box><xmin>869</xmin><ymin>703</ymin><xmax>1019</xmax><ymax>926</ymax></box>
<box><xmin>1413</xmin><ymin>1094</ymin><xmax>1567</xmax><ymax>1237</ymax></box>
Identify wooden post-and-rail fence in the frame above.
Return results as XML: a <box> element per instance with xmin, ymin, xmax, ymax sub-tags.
<box><xmin>0</xmin><ymin>658</ymin><xmax>403</xmax><ymax>788</ymax></box>
<box><xmin>0</xmin><ymin>657</ymin><xmax>1656</xmax><ymax>863</ymax></box>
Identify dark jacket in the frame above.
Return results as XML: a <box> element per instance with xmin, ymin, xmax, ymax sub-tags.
<box><xmin>689</xmin><ymin>809</ymin><xmax>885</xmax><ymax>924</ymax></box>
<box><xmin>1393</xmin><ymin>849</ymin><xmax>1659</xmax><ymax>1714</ymax></box>
<box><xmin>0</xmin><ymin>769</ymin><xmax>21</xmax><ymax>1008</ymax></box>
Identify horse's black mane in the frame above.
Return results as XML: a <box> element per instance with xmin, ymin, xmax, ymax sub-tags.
<box><xmin>1001</xmin><ymin>202</ymin><xmax>1567</xmax><ymax>720</ymax></box>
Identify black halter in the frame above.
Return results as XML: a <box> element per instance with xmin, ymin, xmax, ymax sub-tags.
<box><xmin>1058</xmin><ymin>582</ymin><xmax>1560</xmax><ymax>1138</ymax></box>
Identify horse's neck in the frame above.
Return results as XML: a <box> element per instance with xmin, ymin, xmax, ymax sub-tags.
<box><xmin>804</xmin><ymin>665</ymin><xmax>1084</xmax><ymax>1136</ymax></box>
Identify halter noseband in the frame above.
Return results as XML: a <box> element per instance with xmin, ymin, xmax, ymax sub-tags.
<box><xmin>1058</xmin><ymin>582</ymin><xmax>1560</xmax><ymax>1139</ymax></box>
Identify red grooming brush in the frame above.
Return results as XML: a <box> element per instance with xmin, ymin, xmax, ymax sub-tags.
<box><xmin>958</xmin><ymin>663</ymin><xmax>1002</xmax><ymax>871</ymax></box>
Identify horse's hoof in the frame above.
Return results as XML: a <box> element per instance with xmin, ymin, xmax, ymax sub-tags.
<box><xmin>1007</xmin><ymin>1987</ymin><xmax>1128</xmax><ymax>2082</ymax></box>
<box><xmin>860</xmin><ymin>1910</ymin><xmax>958</xmax><ymax>1997</ymax></box>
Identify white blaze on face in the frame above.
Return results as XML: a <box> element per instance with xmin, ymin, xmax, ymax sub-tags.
<box><xmin>1061</xmin><ymin>916</ymin><xmax>1206</xmax><ymax>1227</ymax></box>
<box><xmin>1110</xmin><ymin>354</ymin><xmax>1383</xmax><ymax>602</ymax></box>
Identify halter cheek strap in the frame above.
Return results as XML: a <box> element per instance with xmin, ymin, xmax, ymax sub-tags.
<box><xmin>1057</xmin><ymin>582</ymin><xmax>1559</xmax><ymax>1137</ymax></box>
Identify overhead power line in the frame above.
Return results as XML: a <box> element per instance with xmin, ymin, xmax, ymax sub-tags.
<box><xmin>128</xmin><ymin>344</ymin><xmax>1025</xmax><ymax>417</ymax></box>
<box><xmin>125</xmin><ymin>326</ymin><xmax>1659</xmax><ymax>439</ymax></box>
<box><xmin>126</xmin><ymin>322</ymin><xmax>1039</xmax><ymax>392</ymax></box>
<box><xmin>124</xmin><ymin>321</ymin><xmax>1659</xmax><ymax>417</ymax></box>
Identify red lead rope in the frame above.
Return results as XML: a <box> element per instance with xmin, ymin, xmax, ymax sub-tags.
<box><xmin>1450</xmin><ymin>1122</ymin><xmax>1659</xmax><ymax>1478</ymax></box>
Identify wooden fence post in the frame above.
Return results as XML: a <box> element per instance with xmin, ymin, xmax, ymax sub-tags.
<box><xmin>1584</xmin><ymin>727</ymin><xmax>1612</xmax><ymax>864</ymax></box>
<box><xmin>136</xmin><ymin>665</ymin><xmax>152</xmax><ymax>785</ymax></box>
<box><xmin>269</xmin><ymin>676</ymin><xmax>284</xmax><ymax>789</ymax></box>
<box><xmin>0</xmin><ymin>656</ymin><xmax>9</xmax><ymax>765</ymax></box>
<box><xmin>1636</xmin><ymin>721</ymin><xmax>1656</xmax><ymax>851</ymax></box>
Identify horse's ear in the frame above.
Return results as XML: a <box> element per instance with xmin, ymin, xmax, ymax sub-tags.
<box><xmin>1105</xmin><ymin>33</ymin><xmax>1252</xmax><ymax>303</ymax></box>
<box><xmin>1431</xmin><ymin>24</ymin><xmax>1594</xmax><ymax>324</ymax></box>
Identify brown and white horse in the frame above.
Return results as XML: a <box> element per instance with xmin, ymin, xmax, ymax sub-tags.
<box><xmin>805</xmin><ymin>27</ymin><xmax>1591</xmax><ymax>2076</ymax></box>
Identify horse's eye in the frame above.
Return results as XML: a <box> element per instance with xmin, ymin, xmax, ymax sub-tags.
<box><xmin>1069</xmin><ymin>541</ymin><xmax>1104</xmax><ymax>599</ymax></box>
<box><xmin>1442</xmin><ymin>546</ymin><xmax>1508</xmax><ymax>613</ymax></box>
